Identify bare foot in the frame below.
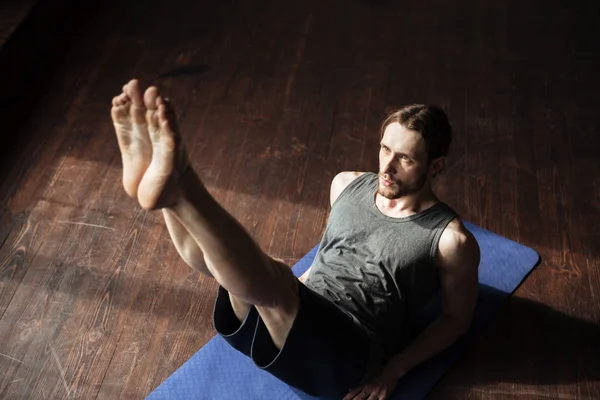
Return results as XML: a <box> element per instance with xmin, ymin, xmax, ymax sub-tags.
<box><xmin>136</xmin><ymin>86</ymin><xmax>188</xmax><ymax>210</ymax></box>
<box><xmin>111</xmin><ymin>79</ymin><xmax>152</xmax><ymax>198</ymax></box>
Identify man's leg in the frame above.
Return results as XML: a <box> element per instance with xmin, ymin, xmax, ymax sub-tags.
<box><xmin>162</xmin><ymin>208</ymin><xmax>252</xmax><ymax>322</ymax></box>
<box><xmin>111</xmin><ymin>79</ymin><xmax>299</xmax><ymax>349</ymax></box>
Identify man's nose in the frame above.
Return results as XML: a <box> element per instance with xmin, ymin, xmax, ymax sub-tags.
<box><xmin>382</xmin><ymin>158</ymin><xmax>395</xmax><ymax>175</ymax></box>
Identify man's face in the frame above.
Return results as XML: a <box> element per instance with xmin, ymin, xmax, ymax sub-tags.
<box><xmin>378</xmin><ymin>122</ymin><xmax>431</xmax><ymax>199</ymax></box>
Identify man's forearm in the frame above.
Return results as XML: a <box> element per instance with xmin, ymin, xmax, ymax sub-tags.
<box><xmin>384</xmin><ymin>315</ymin><xmax>471</xmax><ymax>379</ymax></box>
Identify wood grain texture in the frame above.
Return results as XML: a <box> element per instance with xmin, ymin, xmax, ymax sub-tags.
<box><xmin>0</xmin><ymin>0</ymin><xmax>598</xmax><ymax>398</ymax></box>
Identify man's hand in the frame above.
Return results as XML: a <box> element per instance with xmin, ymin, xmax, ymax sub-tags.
<box><xmin>342</xmin><ymin>367</ymin><xmax>402</xmax><ymax>400</ymax></box>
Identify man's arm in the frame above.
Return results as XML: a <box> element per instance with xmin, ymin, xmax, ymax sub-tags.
<box><xmin>383</xmin><ymin>218</ymin><xmax>481</xmax><ymax>378</ymax></box>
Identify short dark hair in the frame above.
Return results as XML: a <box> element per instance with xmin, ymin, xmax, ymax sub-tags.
<box><xmin>380</xmin><ymin>104</ymin><xmax>452</xmax><ymax>161</ymax></box>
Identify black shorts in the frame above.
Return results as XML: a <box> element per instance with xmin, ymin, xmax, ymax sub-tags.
<box><xmin>213</xmin><ymin>282</ymin><xmax>382</xmax><ymax>398</ymax></box>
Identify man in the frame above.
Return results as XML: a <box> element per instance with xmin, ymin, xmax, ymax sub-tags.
<box><xmin>111</xmin><ymin>79</ymin><xmax>480</xmax><ymax>400</ymax></box>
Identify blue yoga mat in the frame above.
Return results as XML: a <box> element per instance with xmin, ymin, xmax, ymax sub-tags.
<box><xmin>147</xmin><ymin>221</ymin><xmax>540</xmax><ymax>400</ymax></box>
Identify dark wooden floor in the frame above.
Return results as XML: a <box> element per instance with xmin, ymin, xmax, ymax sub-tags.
<box><xmin>0</xmin><ymin>0</ymin><xmax>36</xmax><ymax>48</ymax></box>
<box><xmin>1</xmin><ymin>0</ymin><xmax>599</xmax><ymax>398</ymax></box>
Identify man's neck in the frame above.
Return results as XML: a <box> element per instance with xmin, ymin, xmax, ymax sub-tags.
<box><xmin>375</xmin><ymin>189</ymin><xmax>439</xmax><ymax>218</ymax></box>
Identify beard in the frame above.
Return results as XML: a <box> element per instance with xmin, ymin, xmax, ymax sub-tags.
<box><xmin>377</xmin><ymin>171</ymin><xmax>428</xmax><ymax>199</ymax></box>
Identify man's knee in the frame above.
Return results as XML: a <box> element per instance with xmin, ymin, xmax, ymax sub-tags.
<box><xmin>229</xmin><ymin>292</ymin><xmax>252</xmax><ymax>323</ymax></box>
<box><xmin>263</xmin><ymin>256</ymin><xmax>300</xmax><ymax>303</ymax></box>
<box><xmin>255</xmin><ymin>266</ymin><xmax>301</xmax><ymax>350</ymax></box>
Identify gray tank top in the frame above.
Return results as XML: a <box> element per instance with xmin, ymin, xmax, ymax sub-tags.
<box><xmin>304</xmin><ymin>172</ymin><xmax>459</xmax><ymax>356</ymax></box>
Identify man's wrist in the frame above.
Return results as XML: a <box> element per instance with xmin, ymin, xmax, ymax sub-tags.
<box><xmin>384</xmin><ymin>354</ymin><xmax>414</xmax><ymax>379</ymax></box>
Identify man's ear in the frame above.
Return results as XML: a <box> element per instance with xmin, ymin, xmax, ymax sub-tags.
<box><xmin>430</xmin><ymin>156</ymin><xmax>446</xmax><ymax>178</ymax></box>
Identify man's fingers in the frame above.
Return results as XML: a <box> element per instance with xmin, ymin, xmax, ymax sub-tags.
<box><xmin>367</xmin><ymin>392</ymin><xmax>380</xmax><ymax>400</ymax></box>
<box><xmin>343</xmin><ymin>387</ymin><xmax>363</xmax><ymax>400</ymax></box>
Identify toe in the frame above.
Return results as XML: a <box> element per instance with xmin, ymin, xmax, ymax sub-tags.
<box><xmin>126</xmin><ymin>89</ymin><xmax>146</xmax><ymax>125</ymax></box>
<box><xmin>145</xmin><ymin>107</ymin><xmax>160</xmax><ymax>138</ymax></box>
<box><xmin>160</xmin><ymin>99</ymin><xmax>179</xmax><ymax>131</ymax></box>
<box><xmin>118</xmin><ymin>93</ymin><xmax>129</xmax><ymax>105</ymax></box>
<box><xmin>144</xmin><ymin>87</ymin><xmax>159</xmax><ymax>110</ymax></box>
<box><xmin>158</xmin><ymin>104</ymin><xmax>168</xmax><ymax>124</ymax></box>
<box><xmin>127</xmin><ymin>79</ymin><xmax>145</xmax><ymax>107</ymax></box>
<box><xmin>111</xmin><ymin>101</ymin><xmax>130</xmax><ymax>123</ymax></box>
<box><xmin>156</xmin><ymin>95</ymin><xmax>172</xmax><ymax>113</ymax></box>
<box><xmin>157</xmin><ymin>105</ymin><xmax>178</xmax><ymax>148</ymax></box>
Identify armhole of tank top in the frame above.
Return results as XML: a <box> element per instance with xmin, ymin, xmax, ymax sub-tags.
<box><xmin>331</xmin><ymin>172</ymin><xmax>372</xmax><ymax>208</ymax></box>
<box><xmin>429</xmin><ymin>213</ymin><xmax>459</xmax><ymax>260</ymax></box>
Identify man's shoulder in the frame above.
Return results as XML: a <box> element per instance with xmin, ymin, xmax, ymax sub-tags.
<box><xmin>330</xmin><ymin>171</ymin><xmax>371</xmax><ymax>206</ymax></box>
<box><xmin>332</xmin><ymin>171</ymin><xmax>369</xmax><ymax>185</ymax></box>
<box><xmin>436</xmin><ymin>217</ymin><xmax>481</xmax><ymax>272</ymax></box>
